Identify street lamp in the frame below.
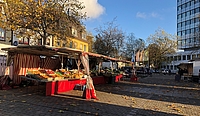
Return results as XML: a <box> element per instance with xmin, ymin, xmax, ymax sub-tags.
<box><xmin>139</xmin><ymin>38</ymin><xmax>144</xmax><ymax>66</ymax></box>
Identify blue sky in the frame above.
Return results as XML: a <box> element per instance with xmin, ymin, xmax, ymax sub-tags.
<box><xmin>82</xmin><ymin>0</ymin><xmax>177</xmax><ymax>41</ymax></box>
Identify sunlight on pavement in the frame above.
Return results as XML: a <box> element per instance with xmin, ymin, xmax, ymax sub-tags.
<box><xmin>132</xmin><ymin>82</ymin><xmax>200</xmax><ymax>91</ymax></box>
<box><xmin>55</xmin><ymin>90</ymin><xmax>200</xmax><ymax>116</ymax></box>
<box><xmin>130</xmin><ymin>96</ymin><xmax>200</xmax><ymax>116</ymax></box>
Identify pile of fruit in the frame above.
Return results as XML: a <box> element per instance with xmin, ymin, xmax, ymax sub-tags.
<box><xmin>27</xmin><ymin>69</ymin><xmax>86</xmax><ymax>81</ymax></box>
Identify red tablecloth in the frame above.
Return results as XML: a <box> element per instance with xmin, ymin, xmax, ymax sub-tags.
<box><xmin>92</xmin><ymin>76</ymin><xmax>105</xmax><ymax>85</ymax></box>
<box><xmin>46</xmin><ymin>79</ymin><xmax>86</xmax><ymax>96</ymax></box>
<box><xmin>46</xmin><ymin>75</ymin><xmax>119</xmax><ymax>96</ymax></box>
<box><xmin>115</xmin><ymin>74</ymin><xmax>123</xmax><ymax>82</ymax></box>
<box><xmin>46</xmin><ymin>81</ymin><xmax>56</xmax><ymax>96</ymax></box>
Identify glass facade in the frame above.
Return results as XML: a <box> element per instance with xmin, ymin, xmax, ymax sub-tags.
<box><xmin>177</xmin><ymin>0</ymin><xmax>200</xmax><ymax>49</ymax></box>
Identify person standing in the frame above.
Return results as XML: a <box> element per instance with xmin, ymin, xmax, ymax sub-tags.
<box><xmin>168</xmin><ymin>69</ymin><xmax>171</xmax><ymax>75</ymax></box>
<box><xmin>175</xmin><ymin>71</ymin><xmax>181</xmax><ymax>82</ymax></box>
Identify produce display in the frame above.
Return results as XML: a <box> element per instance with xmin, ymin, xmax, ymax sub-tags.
<box><xmin>90</xmin><ymin>68</ymin><xmax>123</xmax><ymax>77</ymax></box>
<box><xmin>26</xmin><ymin>69</ymin><xmax>87</xmax><ymax>81</ymax></box>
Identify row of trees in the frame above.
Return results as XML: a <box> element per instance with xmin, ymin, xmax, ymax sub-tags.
<box><xmin>0</xmin><ymin>0</ymin><xmax>177</xmax><ymax>69</ymax></box>
<box><xmin>0</xmin><ymin>0</ymin><xmax>86</xmax><ymax>45</ymax></box>
<box><xmin>93</xmin><ymin>19</ymin><xmax>177</xmax><ymax>69</ymax></box>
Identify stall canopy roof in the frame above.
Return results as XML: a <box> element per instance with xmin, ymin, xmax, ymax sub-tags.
<box><xmin>0</xmin><ymin>43</ymin><xmax>16</xmax><ymax>55</ymax></box>
<box><xmin>177</xmin><ymin>62</ymin><xmax>193</xmax><ymax>69</ymax></box>
<box><xmin>1</xmin><ymin>45</ymin><xmax>84</xmax><ymax>58</ymax></box>
<box><xmin>1</xmin><ymin>45</ymin><xmax>132</xmax><ymax>63</ymax></box>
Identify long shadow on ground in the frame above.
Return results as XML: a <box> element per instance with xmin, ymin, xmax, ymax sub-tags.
<box><xmin>94</xmin><ymin>77</ymin><xmax>200</xmax><ymax>107</ymax></box>
<box><xmin>0</xmin><ymin>87</ymin><xmax>182</xmax><ymax>116</ymax></box>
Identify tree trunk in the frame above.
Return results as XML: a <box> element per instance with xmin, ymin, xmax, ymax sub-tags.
<box><xmin>10</xmin><ymin>30</ymin><xmax>13</xmax><ymax>45</ymax></box>
<box><xmin>28</xmin><ymin>37</ymin><xmax>30</xmax><ymax>45</ymax></box>
<box><xmin>43</xmin><ymin>37</ymin><xmax>46</xmax><ymax>45</ymax></box>
<box><xmin>43</xmin><ymin>31</ymin><xmax>47</xmax><ymax>45</ymax></box>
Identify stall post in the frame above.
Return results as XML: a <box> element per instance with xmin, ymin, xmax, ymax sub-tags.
<box><xmin>61</xmin><ymin>55</ymin><xmax>63</xmax><ymax>69</ymax></box>
<box><xmin>130</xmin><ymin>52</ymin><xmax>138</xmax><ymax>82</ymax></box>
<box><xmin>80</xmin><ymin>52</ymin><xmax>98</xmax><ymax>100</ymax></box>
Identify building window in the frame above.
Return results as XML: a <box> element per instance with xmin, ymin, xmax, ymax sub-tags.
<box><xmin>38</xmin><ymin>39</ymin><xmax>42</xmax><ymax>45</ymax></box>
<box><xmin>69</xmin><ymin>41</ymin><xmax>73</xmax><ymax>48</ymax></box>
<box><xmin>80</xmin><ymin>44</ymin><xmax>83</xmax><ymax>50</ymax></box>
<box><xmin>188</xmin><ymin>38</ymin><xmax>191</xmax><ymax>43</ymax></box>
<box><xmin>187</xmin><ymin>55</ymin><xmax>191</xmax><ymax>60</ymax></box>
<box><xmin>170</xmin><ymin>56</ymin><xmax>173</xmax><ymax>61</ymax></box>
<box><xmin>198</xmin><ymin>54</ymin><xmax>200</xmax><ymax>58</ymax></box>
<box><xmin>178</xmin><ymin>32</ymin><xmax>181</xmax><ymax>36</ymax></box>
<box><xmin>183</xmin><ymin>55</ymin><xmax>186</xmax><ymax>60</ymax></box>
<box><xmin>178</xmin><ymin>23</ymin><xmax>181</xmax><ymax>28</ymax></box>
<box><xmin>84</xmin><ymin>45</ymin><xmax>86</xmax><ymax>51</ymax></box>
<box><xmin>46</xmin><ymin>38</ymin><xmax>50</xmax><ymax>45</ymax></box>
<box><xmin>192</xmin><ymin>54</ymin><xmax>196</xmax><ymax>59</ymax></box>
<box><xmin>167</xmin><ymin>65</ymin><xmax>169</xmax><ymax>69</ymax></box>
<box><xmin>170</xmin><ymin>65</ymin><xmax>173</xmax><ymax>70</ymax></box>
<box><xmin>182</xmin><ymin>22</ymin><xmax>185</xmax><ymax>27</ymax></box>
<box><xmin>187</xmin><ymin>29</ymin><xmax>191</xmax><ymax>34</ymax></box>
<box><xmin>174</xmin><ymin>65</ymin><xmax>177</xmax><ymax>70</ymax></box>
<box><xmin>0</xmin><ymin>28</ymin><xmax>5</xmax><ymax>41</ymax></box>
<box><xmin>178</xmin><ymin>55</ymin><xmax>181</xmax><ymax>60</ymax></box>
<box><xmin>74</xmin><ymin>42</ymin><xmax>77</xmax><ymax>49</ymax></box>
<box><xmin>18</xmin><ymin>38</ymin><xmax>23</xmax><ymax>44</ymax></box>
<box><xmin>82</xmin><ymin>33</ymin><xmax>86</xmax><ymax>40</ymax></box>
<box><xmin>167</xmin><ymin>57</ymin><xmax>170</xmax><ymax>61</ymax></box>
<box><xmin>174</xmin><ymin>56</ymin><xmax>177</xmax><ymax>61</ymax></box>
<box><xmin>56</xmin><ymin>41</ymin><xmax>60</xmax><ymax>46</ymax></box>
<box><xmin>163</xmin><ymin>65</ymin><xmax>166</xmax><ymax>69</ymax></box>
<box><xmin>72</xmin><ymin>28</ymin><xmax>78</xmax><ymax>37</ymax></box>
<box><xmin>62</xmin><ymin>41</ymin><xmax>66</xmax><ymax>47</ymax></box>
<box><xmin>195</xmin><ymin>0</ymin><xmax>199</xmax><ymax>4</ymax></box>
<box><xmin>181</xmin><ymin>4</ymin><xmax>185</xmax><ymax>9</ymax></box>
<box><xmin>178</xmin><ymin>6</ymin><xmax>181</xmax><ymax>11</ymax></box>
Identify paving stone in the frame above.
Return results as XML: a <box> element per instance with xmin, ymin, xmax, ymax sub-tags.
<box><xmin>0</xmin><ymin>74</ymin><xmax>200</xmax><ymax>115</ymax></box>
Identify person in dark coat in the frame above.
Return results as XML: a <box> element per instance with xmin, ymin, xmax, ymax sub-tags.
<box><xmin>168</xmin><ymin>69</ymin><xmax>171</xmax><ymax>75</ymax></box>
<box><xmin>178</xmin><ymin>69</ymin><xmax>184</xmax><ymax>81</ymax></box>
<box><xmin>175</xmin><ymin>71</ymin><xmax>181</xmax><ymax>82</ymax></box>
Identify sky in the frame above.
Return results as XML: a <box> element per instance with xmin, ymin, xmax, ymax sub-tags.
<box><xmin>80</xmin><ymin>0</ymin><xmax>177</xmax><ymax>41</ymax></box>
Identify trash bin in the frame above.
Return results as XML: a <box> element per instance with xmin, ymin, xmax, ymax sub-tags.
<box><xmin>111</xmin><ymin>75</ymin><xmax>115</xmax><ymax>84</ymax></box>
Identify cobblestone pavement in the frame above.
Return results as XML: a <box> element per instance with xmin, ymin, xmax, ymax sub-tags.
<box><xmin>0</xmin><ymin>74</ymin><xmax>200</xmax><ymax>116</ymax></box>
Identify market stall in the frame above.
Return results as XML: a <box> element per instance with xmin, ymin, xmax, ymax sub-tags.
<box><xmin>86</xmin><ymin>52</ymin><xmax>131</xmax><ymax>84</ymax></box>
<box><xmin>1</xmin><ymin>45</ymin><xmax>131</xmax><ymax>97</ymax></box>
<box><xmin>1</xmin><ymin>45</ymin><xmax>89</xmax><ymax>95</ymax></box>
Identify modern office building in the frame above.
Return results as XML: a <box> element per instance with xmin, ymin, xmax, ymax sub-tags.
<box><xmin>162</xmin><ymin>0</ymin><xmax>200</xmax><ymax>73</ymax></box>
<box><xmin>177</xmin><ymin>0</ymin><xmax>200</xmax><ymax>49</ymax></box>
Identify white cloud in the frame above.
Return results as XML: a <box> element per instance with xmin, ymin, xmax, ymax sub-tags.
<box><xmin>150</xmin><ymin>12</ymin><xmax>158</xmax><ymax>18</ymax></box>
<box><xmin>79</xmin><ymin>0</ymin><xmax>105</xmax><ymax>19</ymax></box>
<box><xmin>136</xmin><ymin>12</ymin><xmax>147</xmax><ymax>19</ymax></box>
<box><xmin>136</xmin><ymin>12</ymin><xmax>162</xmax><ymax>19</ymax></box>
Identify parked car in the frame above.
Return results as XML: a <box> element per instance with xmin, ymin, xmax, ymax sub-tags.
<box><xmin>161</xmin><ymin>69</ymin><xmax>170</xmax><ymax>75</ymax></box>
<box><xmin>135</xmin><ymin>67</ymin><xmax>149</xmax><ymax>76</ymax></box>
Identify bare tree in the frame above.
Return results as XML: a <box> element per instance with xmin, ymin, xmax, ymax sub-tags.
<box><xmin>93</xmin><ymin>18</ymin><xmax>125</xmax><ymax>58</ymax></box>
<box><xmin>122</xmin><ymin>33</ymin><xmax>145</xmax><ymax>61</ymax></box>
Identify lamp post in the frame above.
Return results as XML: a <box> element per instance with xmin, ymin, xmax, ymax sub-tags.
<box><xmin>148</xmin><ymin>51</ymin><xmax>150</xmax><ymax>68</ymax></box>
<box><xmin>131</xmin><ymin>50</ymin><xmax>136</xmax><ymax>75</ymax></box>
<box><xmin>139</xmin><ymin>38</ymin><xmax>144</xmax><ymax>66</ymax></box>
